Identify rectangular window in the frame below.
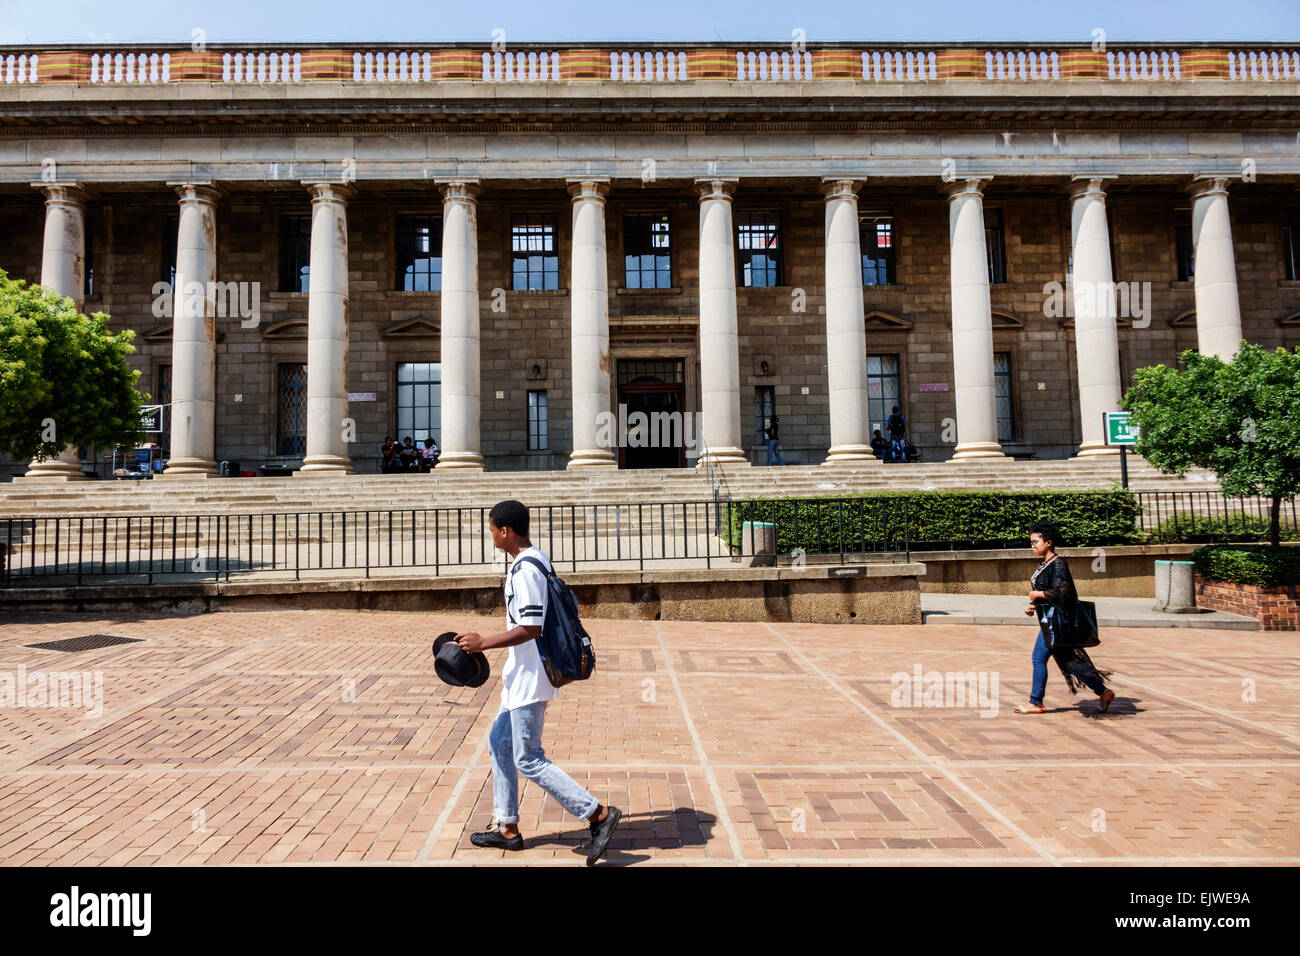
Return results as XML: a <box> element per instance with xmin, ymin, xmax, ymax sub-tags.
<box><xmin>860</xmin><ymin>213</ymin><xmax>896</xmax><ymax>286</ymax></box>
<box><xmin>157</xmin><ymin>364</ymin><xmax>172</xmax><ymax>455</ymax></box>
<box><xmin>623</xmin><ymin>213</ymin><xmax>672</xmax><ymax>289</ymax></box>
<box><xmin>984</xmin><ymin>208</ymin><xmax>1006</xmax><ymax>284</ymax></box>
<box><xmin>1283</xmin><ymin>207</ymin><xmax>1300</xmax><ymax>281</ymax></box>
<box><xmin>395</xmin><ymin>362</ymin><xmax>442</xmax><ymax>444</ymax></box>
<box><xmin>755</xmin><ymin>386</ymin><xmax>776</xmax><ymax>446</ymax></box>
<box><xmin>866</xmin><ymin>354</ymin><xmax>901</xmax><ymax>436</ymax></box>
<box><xmin>84</xmin><ymin>215</ymin><xmax>95</xmax><ymax>297</ymax></box>
<box><xmin>994</xmin><ymin>352</ymin><xmax>1014</xmax><ymax>443</ymax></box>
<box><xmin>511</xmin><ymin>213</ymin><xmax>559</xmax><ymax>290</ymax></box>
<box><xmin>280</xmin><ymin>215</ymin><xmax>311</xmax><ymax>293</ymax></box>
<box><xmin>1175</xmin><ymin>208</ymin><xmax>1195</xmax><ymax>281</ymax></box>
<box><xmin>527</xmin><ymin>390</ymin><xmax>548</xmax><ymax>451</ymax></box>
<box><xmin>277</xmin><ymin>363</ymin><xmax>308</xmax><ymax>457</ymax></box>
<box><xmin>395</xmin><ymin>214</ymin><xmax>442</xmax><ymax>291</ymax></box>
<box><xmin>163</xmin><ymin>214</ymin><xmax>179</xmax><ymax>289</ymax></box>
<box><xmin>737</xmin><ymin>211</ymin><xmax>782</xmax><ymax>287</ymax></box>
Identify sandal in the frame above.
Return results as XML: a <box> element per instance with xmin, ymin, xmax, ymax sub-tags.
<box><xmin>1099</xmin><ymin>689</ymin><xmax>1115</xmax><ymax>713</ymax></box>
<box><xmin>1013</xmin><ymin>703</ymin><xmax>1046</xmax><ymax>714</ymax></box>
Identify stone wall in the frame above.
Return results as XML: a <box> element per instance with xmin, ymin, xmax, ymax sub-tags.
<box><xmin>1</xmin><ymin>181</ymin><xmax>1297</xmax><ymax>478</ymax></box>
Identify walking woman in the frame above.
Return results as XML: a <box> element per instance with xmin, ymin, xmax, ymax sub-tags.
<box><xmin>1014</xmin><ymin>520</ymin><xmax>1116</xmax><ymax>714</ymax></box>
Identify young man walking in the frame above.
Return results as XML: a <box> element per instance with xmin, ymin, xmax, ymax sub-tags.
<box><xmin>454</xmin><ymin>499</ymin><xmax>622</xmax><ymax>865</ymax></box>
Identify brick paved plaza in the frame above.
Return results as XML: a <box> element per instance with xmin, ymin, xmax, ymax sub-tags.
<box><xmin>0</xmin><ymin>609</ymin><xmax>1296</xmax><ymax>866</ymax></box>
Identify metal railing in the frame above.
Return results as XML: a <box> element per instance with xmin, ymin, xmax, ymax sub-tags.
<box><xmin>1</xmin><ymin>491</ymin><xmax>1295</xmax><ymax>589</ymax></box>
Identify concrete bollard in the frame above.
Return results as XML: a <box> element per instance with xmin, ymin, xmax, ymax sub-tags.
<box><xmin>741</xmin><ymin>521</ymin><xmax>776</xmax><ymax>568</ymax></box>
<box><xmin>1154</xmin><ymin>559</ymin><xmax>1200</xmax><ymax>613</ymax></box>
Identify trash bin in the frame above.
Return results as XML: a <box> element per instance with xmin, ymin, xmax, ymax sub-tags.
<box><xmin>1154</xmin><ymin>559</ymin><xmax>1198</xmax><ymax>613</ymax></box>
<box><xmin>741</xmin><ymin>521</ymin><xmax>776</xmax><ymax>568</ymax></box>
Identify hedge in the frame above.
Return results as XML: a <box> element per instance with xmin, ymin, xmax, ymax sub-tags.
<box><xmin>1146</xmin><ymin>513</ymin><xmax>1300</xmax><ymax>544</ymax></box>
<box><xmin>1191</xmin><ymin>545</ymin><xmax>1300</xmax><ymax>588</ymax></box>
<box><xmin>723</xmin><ymin>490</ymin><xmax>1141</xmax><ymax>555</ymax></box>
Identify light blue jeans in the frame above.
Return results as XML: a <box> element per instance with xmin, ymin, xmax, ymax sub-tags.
<box><xmin>489</xmin><ymin>701</ymin><xmax>599</xmax><ymax>825</ymax></box>
<box><xmin>766</xmin><ymin>439</ymin><xmax>786</xmax><ymax>465</ymax></box>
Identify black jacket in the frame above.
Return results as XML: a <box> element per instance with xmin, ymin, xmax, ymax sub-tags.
<box><xmin>1031</xmin><ymin>555</ymin><xmax>1076</xmax><ymax>613</ymax></box>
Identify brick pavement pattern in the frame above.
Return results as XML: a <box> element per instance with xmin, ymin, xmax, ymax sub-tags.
<box><xmin>0</xmin><ymin>610</ymin><xmax>1296</xmax><ymax>866</ymax></box>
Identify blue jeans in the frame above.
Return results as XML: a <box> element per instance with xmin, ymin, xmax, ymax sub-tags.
<box><xmin>488</xmin><ymin>701</ymin><xmax>599</xmax><ymax>825</ymax></box>
<box><xmin>1031</xmin><ymin>627</ymin><xmax>1106</xmax><ymax>704</ymax></box>
<box><xmin>766</xmin><ymin>439</ymin><xmax>786</xmax><ymax>465</ymax></box>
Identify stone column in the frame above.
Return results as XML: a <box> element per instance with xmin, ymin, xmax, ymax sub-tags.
<box><xmin>567</xmin><ymin>179</ymin><xmax>616</xmax><ymax>469</ymax></box>
<box><xmin>158</xmin><ymin>181</ymin><xmax>223</xmax><ymax>478</ymax></box>
<box><xmin>19</xmin><ymin>182</ymin><xmax>91</xmax><ymax>481</ymax></box>
<box><xmin>695</xmin><ymin>178</ymin><xmax>749</xmax><ymax>468</ymax></box>
<box><xmin>297</xmin><ymin>182</ymin><xmax>355</xmax><ymax>475</ymax></box>
<box><xmin>435</xmin><ymin>180</ymin><xmax>484</xmax><ymax>470</ymax></box>
<box><xmin>1189</xmin><ymin>176</ymin><xmax>1244</xmax><ymax>360</ymax></box>
<box><xmin>1069</xmin><ymin>176</ymin><xmax>1123</xmax><ymax>457</ymax></box>
<box><xmin>944</xmin><ymin>178</ymin><xmax>1005</xmax><ymax>460</ymax></box>
<box><xmin>821</xmin><ymin>178</ymin><xmax>877</xmax><ymax>465</ymax></box>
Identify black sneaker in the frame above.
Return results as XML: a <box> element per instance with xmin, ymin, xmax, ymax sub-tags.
<box><xmin>586</xmin><ymin>806</ymin><xmax>622</xmax><ymax>866</ymax></box>
<box><xmin>470</xmin><ymin>821</ymin><xmax>524</xmax><ymax>851</ymax></box>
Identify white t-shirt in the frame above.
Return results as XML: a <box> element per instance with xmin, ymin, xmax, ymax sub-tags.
<box><xmin>501</xmin><ymin>546</ymin><xmax>558</xmax><ymax>710</ymax></box>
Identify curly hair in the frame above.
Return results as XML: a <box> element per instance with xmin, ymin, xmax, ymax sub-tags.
<box><xmin>1028</xmin><ymin>519</ymin><xmax>1065</xmax><ymax>550</ymax></box>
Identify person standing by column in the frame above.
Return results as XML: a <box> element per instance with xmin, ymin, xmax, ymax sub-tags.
<box><xmin>455</xmin><ymin>500</ymin><xmax>622</xmax><ymax>865</ymax></box>
<box><xmin>765</xmin><ymin>415</ymin><xmax>786</xmax><ymax>466</ymax></box>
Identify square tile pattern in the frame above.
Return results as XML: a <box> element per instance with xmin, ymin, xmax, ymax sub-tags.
<box><xmin>0</xmin><ymin>612</ymin><xmax>1296</xmax><ymax>865</ymax></box>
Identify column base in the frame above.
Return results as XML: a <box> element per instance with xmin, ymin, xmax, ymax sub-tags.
<box><xmin>296</xmin><ymin>456</ymin><xmax>355</xmax><ymax>476</ymax></box>
<box><xmin>695</xmin><ymin>448</ymin><xmax>751</xmax><ymax>469</ymax></box>
<box><xmin>15</xmin><ymin>461</ymin><xmax>86</xmax><ymax>481</ymax></box>
<box><xmin>567</xmin><ymin>449</ymin><xmax>618</xmax><ymax>470</ymax></box>
<box><xmin>947</xmin><ymin>443</ymin><xmax>1007</xmax><ymax>461</ymax></box>
<box><xmin>1073</xmin><ymin>442</ymin><xmax>1121</xmax><ymax>458</ymax></box>
<box><xmin>434</xmin><ymin>453</ymin><xmax>485</xmax><ymax>471</ymax></box>
<box><xmin>158</xmin><ymin>458</ymin><xmax>220</xmax><ymax>478</ymax></box>
<box><xmin>822</xmin><ymin>445</ymin><xmax>882</xmax><ymax>465</ymax></box>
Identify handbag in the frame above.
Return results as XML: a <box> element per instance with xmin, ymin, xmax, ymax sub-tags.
<box><xmin>1041</xmin><ymin>600</ymin><xmax>1100</xmax><ymax>648</ymax></box>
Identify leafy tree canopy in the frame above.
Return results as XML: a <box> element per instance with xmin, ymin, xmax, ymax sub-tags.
<box><xmin>0</xmin><ymin>268</ymin><xmax>145</xmax><ymax>462</ymax></box>
<box><xmin>1123</xmin><ymin>342</ymin><xmax>1300</xmax><ymax>548</ymax></box>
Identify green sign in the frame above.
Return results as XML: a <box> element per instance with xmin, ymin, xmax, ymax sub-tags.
<box><xmin>1103</xmin><ymin>411</ymin><xmax>1139</xmax><ymax>446</ymax></box>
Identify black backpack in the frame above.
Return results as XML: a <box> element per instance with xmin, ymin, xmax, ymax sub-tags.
<box><xmin>510</xmin><ymin>556</ymin><xmax>596</xmax><ymax>688</ymax></box>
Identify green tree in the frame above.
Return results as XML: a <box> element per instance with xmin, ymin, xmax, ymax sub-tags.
<box><xmin>1123</xmin><ymin>342</ymin><xmax>1300</xmax><ymax>548</ymax></box>
<box><xmin>0</xmin><ymin>269</ymin><xmax>145</xmax><ymax>463</ymax></box>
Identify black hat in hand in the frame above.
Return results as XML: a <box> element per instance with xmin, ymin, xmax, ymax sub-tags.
<box><xmin>433</xmin><ymin>631</ymin><xmax>490</xmax><ymax>688</ymax></box>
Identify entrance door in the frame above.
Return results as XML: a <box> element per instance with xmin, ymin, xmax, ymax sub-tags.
<box><xmin>616</xmin><ymin>358</ymin><xmax>686</xmax><ymax>469</ymax></box>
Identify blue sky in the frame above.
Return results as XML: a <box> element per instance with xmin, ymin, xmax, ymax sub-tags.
<box><xmin>1</xmin><ymin>0</ymin><xmax>1297</xmax><ymax>44</ymax></box>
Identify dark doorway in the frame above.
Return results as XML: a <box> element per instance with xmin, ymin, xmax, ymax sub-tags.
<box><xmin>616</xmin><ymin>358</ymin><xmax>687</xmax><ymax>469</ymax></box>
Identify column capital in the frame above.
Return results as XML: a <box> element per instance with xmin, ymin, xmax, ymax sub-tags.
<box><xmin>29</xmin><ymin>181</ymin><xmax>93</xmax><ymax>205</ymax></box>
<box><xmin>695</xmin><ymin>177</ymin><xmax>739</xmax><ymax>202</ymax></box>
<box><xmin>167</xmin><ymin>180</ymin><xmax>225</xmax><ymax>204</ymax></box>
<box><xmin>302</xmin><ymin>181</ymin><xmax>355</xmax><ymax>203</ymax></box>
<box><xmin>1066</xmin><ymin>174</ymin><xmax>1117</xmax><ymax>200</ymax></box>
<box><xmin>436</xmin><ymin>179</ymin><xmax>481</xmax><ymax>202</ymax></box>
<box><xmin>1186</xmin><ymin>175</ymin><xmax>1233</xmax><ymax>199</ymax></box>
<box><xmin>566</xmin><ymin>178</ymin><xmax>610</xmax><ymax>201</ymax></box>
<box><xmin>941</xmin><ymin>176</ymin><xmax>992</xmax><ymax>200</ymax></box>
<box><xmin>821</xmin><ymin>178</ymin><xmax>865</xmax><ymax>200</ymax></box>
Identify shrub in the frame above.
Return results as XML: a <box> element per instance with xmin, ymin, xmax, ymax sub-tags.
<box><xmin>1146</xmin><ymin>513</ymin><xmax>1300</xmax><ymax>544</ymax></box>
<box><xmin>1191</xmin><ymin>546</ymin><xmax>1300</xmax><ymax>588</ymax></box>
<box><xmin>723</xmin><ymin>490</ymin><xmax>1141</xmax><ymax>556</ymax></box>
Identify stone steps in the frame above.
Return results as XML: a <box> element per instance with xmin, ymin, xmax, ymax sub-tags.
<box><xmin>0</xmin><ymin>461</ymin><xmax>1219</xmax><ymax>518</ymax></box>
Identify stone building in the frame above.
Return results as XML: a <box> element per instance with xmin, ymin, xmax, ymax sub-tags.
<box><xmin>0</xmin><ymin>42</ymin><xmax>1297</xmax><ymax>479</ymax></box>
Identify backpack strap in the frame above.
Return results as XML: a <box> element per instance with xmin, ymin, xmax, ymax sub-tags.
<box><xmin>509</xmin><ymin>555</ymin><xmax>551</xmax><ymax>578</ymax></box>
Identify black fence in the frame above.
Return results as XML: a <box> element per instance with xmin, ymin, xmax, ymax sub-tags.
<box><xmin>1</xmin><ymin>491</ymin><xmax>1295</xmax><ymax>588</ymax></box>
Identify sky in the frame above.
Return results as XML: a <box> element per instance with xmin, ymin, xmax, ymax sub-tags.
<box><xmin>0</xmin><ymin>0</ymin><xmax>1297</xmax><ymax>45</ymax></box>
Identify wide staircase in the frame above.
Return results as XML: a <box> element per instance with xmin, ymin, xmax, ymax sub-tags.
<box><xmin>0</xmin><ymin>457</ymin><xmax>1217</xmax><ymax>519</ymax></box>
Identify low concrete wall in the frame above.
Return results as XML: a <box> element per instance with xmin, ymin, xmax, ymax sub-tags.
<box><xmin>913</xmin><ymin>544</ymin><xmax>1206</xmax><ymax>598</ymax></box>
<box><xmin>0</xmin><ymin>563</ymin><xmax>925</xmax><ymax>625</ymax></box>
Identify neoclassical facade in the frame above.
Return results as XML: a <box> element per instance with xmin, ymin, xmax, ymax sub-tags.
<box><xmin>0</xmin><ymin>42</ymin><xmax>1298</xmax><ymax>477</ymax></box>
